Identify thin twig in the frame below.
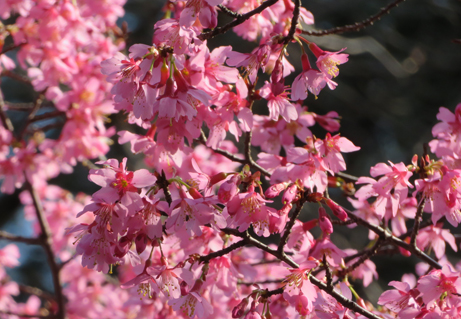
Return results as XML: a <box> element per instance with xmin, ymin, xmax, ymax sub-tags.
<box><xmin>0</xmin><ymin>311</ymin><xmax>58</xmax><ymax>319</ymax></box>
<box><xmin>278</xmin><ymin>200</ymin><xmax>304</xmax><ymax>253</ymax></box>
<box><xmin>410</xmin><ymin>197</ymin><xmax>426</xmax><ymax>247</ymax></box>
<box><xmin>343</xmin><ymin>205</ymin><xmax>441</xmax><ymax>269</ymax></box>
<box><xmin>0</xmin><ymin>231</ymin><xmax>42</xmax><ymax>245</ymax></box>
<box><xmin>199</xmin><ymin>0</ymin><xmax>280</xmax><ymax>41</ymax></box>
<box><xmin>283</xmin><ymin>0</ymin><xmax>301</xmax><ymax>44</ymax></box>
<box><xmin>29</xmin><ymin>110</ymin><xmax>65</xmax><ymax>122</ymax></box>
<box><xmin>336</xmin><ymin>171</ymin><xmax>359</xmax><ymax>182</ymax></box>
<box><xmin>301</xmin><ymin>0</ymin><xmax>407</xmax><ymax>36</ymax></box>
<box><xmin>19</xmin><ymin>284</ymin><xmax>56</xmax><ymax>302</ymax></box>
<box><xmin>337</xmin><ymin>237</ymin><xmax>384</xmax><ymax>279</ymax></box>
<box><xmin>0</xmin><ymin>90</ymin><xmax>14</xmax><ymax>132</ymax></box>
<box><xmin>197</xmin><ymin>130</ymin><xmax>271</xmax><ymax>177</ymax></box>
<box><xmin>217</xmin><ymin>4</ymin><xmax>242</xmax><ymax>18</ymax></box>
<box><xmin>24</xmin><ymin>179</ymin><xmax>65</xmax><ymax>319</ymax></box>
<box><xmin>19</xmin><ymin>93</ymin><xmax>45</xmax><ymax>140</ymax></box>
<box><xmin>0</xmin><ymin>43</ymin><xmax>25</xmax><ymax>55</ymax></box>
<box><xmin>198</xmin><ymin>240</ymin><xmax>246</xmax><ymax>263</ymax></box>
<box><xmin>243</xmin><ymin>233</ymin><xmax>382</xmax><ymax>319</ymax></box>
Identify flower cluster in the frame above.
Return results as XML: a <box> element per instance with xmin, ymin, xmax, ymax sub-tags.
<box><xmin>0</xmin><ymin>0</ymin><xmax>460</xmax><ymax>319</ymax></box>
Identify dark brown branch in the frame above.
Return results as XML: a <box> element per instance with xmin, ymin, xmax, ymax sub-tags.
<box><xmin>262</xmin><ymin>287</ymin><xmax>284</xmax><ymax>297</ymax></box>
<box><xmin>29</xmin><ymin>110</ymin><xmax>66</xmax><ymax>122</ymax></box>
<box><xmin>3</xmin><ymin>101</ymin><xmax>36</xmax><ymax>110</ymax></box>
<box><xmin>156</xmin><ymin>170</ymin><xmax>172</xmax><ymax>206</ymax></box>
<box><xmin>0</xmin><ymin>231</ymin><xmax>42</xmax><ymax>245</ymax></box>
<box><xmin>1</xmin><ymin>70</ymin><xmax>31</xmax><ymax>84</ymax></box>
<box><xmin>283</xmin><ymin>0</ymin><xmax>301</xmax><ymax>44</ymax></box>
<box><xmin>199</xmin><ymin>0</ymin><xmax>280</xmax><ymax>41</ymax></box>
<box><xmin>399</xmin><ymin>217</ymin><xmax>441</xmax><ymax>240</ymax></box>
<box><xmin>243</xmin><ymin>233</ymin><xmax>382</xmax><ymax>319</ymax></box>
<box><xmin>19</xmin><ymin>93</ymin><xmax>45</xmax><ymax>140</ymax></box>
<box><xmin>301</xmin><ymin>0</ymin><xmax>407</xmax><ymax>36</ymax></box>
<box><xmin>278</xmin><ymin>200</ymin><xmax>304</xmax><ymax>253</ymax></box>
<box><xmin>0</xmin><ymin>91</ymin><xmax>14</xmax><ymax>132</ymax></box>
<box><xmin>198</xmin><ymin>130</ymin><xmax>271</xmax><ymax>177</ymax></box>
<box><xmin>217</xmin><ymin>4</ymin><xmax>242</xmax><ymax>18</ymax></box>
<box><xmin>198</xmin><ymin>240</ymin><xmax>246</xmax><ymax>263</ymax></box>
<box><xmin>335</xmin><ymin>171</ymin><xmax>359</xmax><ymax>182</ymax></box>
<box><xmin>198</xmin><ymin>130</ymin><xmax>245</xmax><ymax>164</ymax></box>
<box><xmin>24</xmin><ymin>179</ymin><xmax>65</xmax><ymax>319</ymax></box>
<box><xmin>0</xmin><ymin>43</ymin><xmax>25</xmax><ymax>55</ymax></box>
<box><xmin>0</xmin><ymin>311</ymin><xmax>58</xmax><ymax>319</ymax></box>
<box><xmin>343</xmin><ymin>205</ymin><xmax>441</xmax><ymax>269</ymax></box>
<box><xmin>410</xmin><ymin>197</ymin><xmax>426</xmax><ymax>247</ymax></box>
<box><xmin>28</xmin><ymin>122</ymin><xmax>64</xmax><ymax>134</ymax></box>
<box><xmin>19</xmin><ymin>284</ymin><xmax>56</xmax><ymax>302</ymax></box>
<box><xmin>337</xmin><ymin>237</ymin><xmax>384</xmax><ymax>279</ymax></box>
<box><xmin>239</xmin><ymin>279</ymin><xmax>284</xmax><ymax>286</ymax></box>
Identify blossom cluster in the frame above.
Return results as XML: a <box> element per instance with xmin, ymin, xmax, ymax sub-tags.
<box><xmin>0</xmin><ymin>0</ymin><xmax>460</xmax><ymax>319</ymax></box>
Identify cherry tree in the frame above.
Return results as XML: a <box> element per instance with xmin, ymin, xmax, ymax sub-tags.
<box><xmin>0</xmin><ymin>0</ymin><xmax>460</xmax><ymax>318</ymax></box>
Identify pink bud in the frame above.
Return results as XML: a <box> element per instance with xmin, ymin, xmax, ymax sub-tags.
<box><xmin>159</xmin><ymin>62</ymin><xmax>169</xmax><ymax>87</ymax></box>
<box><xmin>325</xmin><ymin>198</ymin><xmax>348</xmax><ymax>221</ymax></box>
<box><xmin>301</xmin><ymin>53</ymin><xmax>312</xmax><ymax>71</ymax></box>
<box><xmin>114</xmin><ymin>236</ymin><xmax>132</xmax><ymax>258</ymax></box>
<box><xmin>245</xmin><ymin>310</ymin><xmax>261</xmax><ymax>319</ymax></box>
<box><xmin>308</xmin><ymin>43</ymin><xmax>325</xmax><ymax>58</ymax></box>
<box><xmin>135</xmin><ymin>233</ymin><xmax>148</xmax><ymax>254</ymax></box>
<box><xmin>188</xmin><ymin>187</ymin><xmax>203</xmax><ymax>199</ymax></box>
<box><xmin>318</xmin><ymin>207</ymin><xmax>333</xmax><ymax>235</ymax></box>
<box><xmin>232</xmin><ymin>298</ymin><xmax>250</xmax><ymax>318</ymax></box>
<box><xmin>218</xmin><ymin>178</ymin><xmax>238</xmax><ymax>203</ymax></box>
<box><xmin>282</xmin><ymin>184</ymin><xmax>298</xmax><ymax>205</ymax></box>
<box><xmin>210</xmin><ymin>172</ymin><xmax>228</xmax><ymax>186</ymax></box>
<box><xmin>265</xmin><ymin>183</ymin><xmax>287</xmax><ymax>199</ymax></box>
<box><xmin>180</xmin><ymin>281</ymin><xmax>189</xmax><ymax>296</ymax></box>
<box><xmin>303</xmin><ymin>219</ymin><xmax>318</xmax><ymax>231</ymax></box>
<box><xmin>278</xmin><ymin>203</ymin><xmax>292</xmax><ymax>216</ymax></box>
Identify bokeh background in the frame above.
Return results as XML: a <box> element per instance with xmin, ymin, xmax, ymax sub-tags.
<box><xmin>1</xmin><ymin>0</ymin><xmax>460</xmax><ymax>306</ymax></box>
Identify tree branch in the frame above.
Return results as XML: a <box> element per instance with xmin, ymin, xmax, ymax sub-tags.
<box><xmin>278</xmin><ymin>200</ymin><xmax>303</xmax><ymax>253</ymax></box>
<box><xmin>199</xmin><ymin>0</ymin><xmax>280</xmax><ymax>41</ymax></box>
<box><xmin>410</xmin><ymin>197</ymin><xmax>426</xmax><ymax>247</ymax></box>
<box><xmin>198</xmin><ymin>239</ymin><xmax>246</xmax><ymax>263</ymax></box>
<box><xmin>301</xmin><ymin>0</ymin><xmax>407</xmax><ymax>36</ymax></box>
<box><xmin>0</xmin><ymin>90</ymin><xmax>14</xmax><ymax>132</ymax></box>
<box><xmin>0</xmin><ymin>231</ymin><xmax>42</xmax><ymax>245</ymax></box>
<box><xmin>284</xmin><ymin>0</ymin><xmax>301</xmax><ymax>44</ymax></box>
<box><xmin>24</xmin><ymin>179</ymin><xmax>65</xmax><ymax>319</ymax></box>
<box><xmin>343</xmin><ymin>205</ymin><xmax>441</xmax><ymax>269</ymax></box>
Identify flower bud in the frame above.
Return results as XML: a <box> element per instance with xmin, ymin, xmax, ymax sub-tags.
<box><xmin>245</xmin><ymin>309</ymin><xmax>261</xmax><ymax>319</ymax></box>
<box><xmin>282</xmin><ymin>184</ymin><xmax>298</xmax><ymax>205</ymax></box>
<box><xmin>135</xmin><ymin>233</ymin><xmax>148</xmax><ymax>254</ymax></box>
<box><xmin>218</xmin><ymin>176</ymin><xmax>239</xmax><ymax>203</ymax></box>
<box><xmin>114</xmin><ymin>235</ymin><xmax>132</xmax><ymax>258</ymax></box>
<box><xmin>318</xmin><ymin>207</ymin><xmax>333</xmax><ymax>235</ymax></box>
<box><xmin>303</xmin><ymin>219</ymin><xmax>318</xmax><ymax>231</ymax></box>
<box><xmin>210</xmin><ymin>172</ymin><xmax>228</xmax><ymax>186</ymax></box>
<box><xmin>188</xmin><ymin>187</ymin><xmax>203</xmax><ymax>199</ymax></box>
<box><xmin>232</xmin><ymin>298</ymin><xmax>250</xmax><ymax>318</ymax></box>
<box><xmin>180</xmin><ymin>281</ymin><xmax>189</xmax><ymax>296</ymax></box>
<box><xmin>325</xmin><ymin>198</ymin><xmax>348</xmax><ymax>221</ymax></box>
<box><xmin>301</xmin><ymin>52</ymin><xmax>312</xmax><ymax>71</ymax></box>
<box><xmin>265</xmin><ymin>182</ymin><xmax>287</xmax><ymax>199</ymax></box>
<box><xmin>308</xmin><ymin>42</ymin><xmax>325</xmax><ymax>58</ymax></box>
<box><xmin>159</xmin><ymin>61</ymin><xmax>169</xmax><ymax>87</ymax></box>
<box><xmin>278</xmin><ymin>203</ymin><xmax>292</xmax><ymax>216</ymax></box>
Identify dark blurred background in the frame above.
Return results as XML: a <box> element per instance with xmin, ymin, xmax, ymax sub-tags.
<box><xmin>1</xmin><ymin>0</ymin><xmax>460</xmax><ymax>306</ymax></box>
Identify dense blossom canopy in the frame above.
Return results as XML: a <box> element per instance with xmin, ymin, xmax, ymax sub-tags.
<box><xmin>0</xmin><ymin>0</ymin><xmax>460</xmax><ymax>319</ymax></box>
